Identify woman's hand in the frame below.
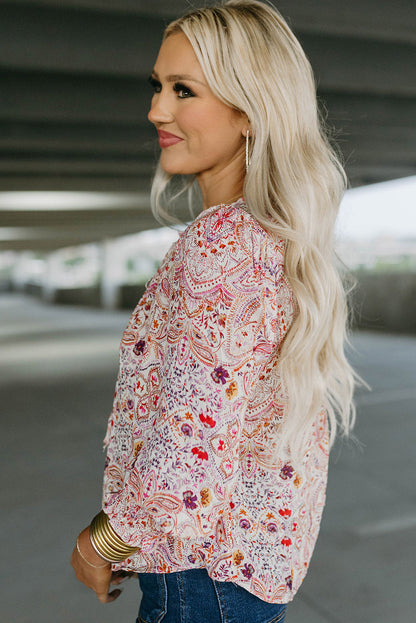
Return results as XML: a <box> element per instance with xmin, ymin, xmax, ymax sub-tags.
<box><xmin>71</xmin><ymin>526</ymin><xmax>125</xmax><ymax>603</ymax></box>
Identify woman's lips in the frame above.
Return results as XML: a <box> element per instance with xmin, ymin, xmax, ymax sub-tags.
<box><xmin>157</xmin><ymin>130</ymin><xmax>184</xmax><ymax>148</ymax></box>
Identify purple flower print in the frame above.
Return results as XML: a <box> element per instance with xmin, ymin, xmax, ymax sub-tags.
<box><xmin>133</xmin><ymin>340</ymin><xmax>146</xmax><ymax>356</ymax></box>
<box><xmin>285</xmin><ymin>575</ymin><xmax>293</xmax><ymax>590</ymax></box>
<box><xmin>181</xmin><ymin>423</ymin><xmax>193</xmax><ymax>437</ymax></box>
<box><xmin>279</xmin><ymin>464</ymin><xmax>294</xmax><ymax>480</ymax></box>
<box><xmin>127</xmin><ymin>399</ymin><xmax>134</xmax><ymax>410</ymax></box>
<box><xmin>211</xmin><ymin>366</ymin><xmax>230</xmax><ymax>385</ymax></box>
<box><xmin>267</xmin><ymin>523</ymin><xmax>278</xmax><ymax>533</ymax></box>
<box><xmin>183</xmin><ymin>490</ymin><xmax>198</xmax><ymax>510</ymax></box>
<box><xmin>241</xmin><ymin>563</ymin><xmax>255</xmax><ymax>579</ymax></box>
<box><xmin>239</xmin><ymin>518</ymin><xmax>251</xmax><ymax>530</ymax></box>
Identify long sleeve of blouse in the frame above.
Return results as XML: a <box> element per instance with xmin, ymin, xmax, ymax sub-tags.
<box><xmin>102</xmin><ymin>200</ymin><xmax>328</xmax><ymax>604</ymax></box>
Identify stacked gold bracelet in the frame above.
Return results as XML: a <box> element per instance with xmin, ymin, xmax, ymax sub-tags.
<box><xmin>89</xmin><ymin>510</ymin><xmax>139</xmax><ymax>563</ymax></box>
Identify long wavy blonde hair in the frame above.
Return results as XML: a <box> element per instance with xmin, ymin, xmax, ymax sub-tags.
<box><xmin>151</xmin><ymin>0</ymin><xmax>356</xmax><ymax>462</ymax></box>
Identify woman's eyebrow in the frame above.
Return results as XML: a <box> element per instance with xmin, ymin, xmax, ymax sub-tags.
<box><xmin>151</xmin><ymin>70</ymin><xmax>205</xmax><ymax>85</ymax></box>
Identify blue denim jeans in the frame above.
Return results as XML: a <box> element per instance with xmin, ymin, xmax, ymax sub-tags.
<box><xmin>137</xmin><ymin>569</ymin><xmax>287</xmax><ymax>623</ymax></box>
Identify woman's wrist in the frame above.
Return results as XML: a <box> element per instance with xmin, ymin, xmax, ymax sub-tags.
<box><xmin>76</xmin><ymin>527</ymin><xmax>110</xmax><ymax>568</ymax></box>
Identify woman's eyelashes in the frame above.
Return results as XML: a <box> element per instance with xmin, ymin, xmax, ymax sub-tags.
<box><xmin>173</xmin><ymin>82</ymin><xmax>195</xmax><ymax>98</ymax></box>
<box><xmin>148</xmin><ymin>76</ymin><xmax>195</xmax><ymax>99</ymax></box>
<box><xmin>148</xmin><ymin>76</ymin><xmax>161</xmax><ymax>93</ymax></box>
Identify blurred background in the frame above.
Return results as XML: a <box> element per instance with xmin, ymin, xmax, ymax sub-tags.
<box><xmin>1</xmin><ymin>1</ymin><xmax>415</xmax><ymax>622</ymax></box>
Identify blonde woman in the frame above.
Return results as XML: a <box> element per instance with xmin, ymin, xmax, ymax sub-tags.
<box><xmin>71</xmin><ymin>2</ymin><xmax>356</xmax><ymax>621</ymax></box>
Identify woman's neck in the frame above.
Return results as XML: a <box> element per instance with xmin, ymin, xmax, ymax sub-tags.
<box><xmin>196</xmin><ymin>159</ymin><xmax>245</xmax><ymax>210</ymax></box>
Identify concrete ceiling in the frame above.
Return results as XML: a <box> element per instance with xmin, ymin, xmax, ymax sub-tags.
<box><xmin>0</xmin><ymin>0</ymin><xmax>415</xmax><ymax>251</ymax></box>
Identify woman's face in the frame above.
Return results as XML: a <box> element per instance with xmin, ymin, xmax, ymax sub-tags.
<box><xmin>148</xmin><ymin>32</ymin><xmax>247</xmax><ymax>180</ymax></box>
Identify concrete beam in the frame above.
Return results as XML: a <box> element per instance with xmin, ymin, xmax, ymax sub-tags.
<box><xmin>277</xmin><ymin>0</ymin><xmax>416</xmax><ymax>44</ymax></box>
<box><xmin>0</xmin><ymin>216</ymin><xmax>162</xmax><ymax>251</ymax></box>
<box><xmin>0</xmin><ymin>6</ymin><xmax>415</xmax><ymax>96</ymax></box>
<box><xmin>0</xmin><ymin>156</ymin><xmax>153</xmax><ymax>176</ymax></box>
<box><xmin>0</xmin><ymin>5</ymin><xmax>162</xmax><ymax>77</ymax></box>
<box><xmin>0</xmin><ymin>190</ymin><xmax>175</xmax><ymax>251</ymax></box>
<box><xmin>7</xmin><ymin>0</ymin><xmax>416</xmax><ymax>44</ymax></box>
<box><xmin>0</xmin><ymin>207</ymin><xmax>153</xmax><ymax>228</ymax></box>
<box><xmin>299</xmin><ymin>34</ymin><xmax>416</xmax><ymax>97</ymax></box>
<box><xmin>0</xmin><ymin>121</ymin><xmax>156</xmax><ymax>155</ymax></box>
<box><xmin>1</xmin><ymin>94</ymin><xmax>414</xmax><ymax>154</ymax></box>
<box><xmin>346</xmin><ymin>166</ymin><xmax>416</xmax><ymax>187</ymax></box>
<box><xmin>323</xmin><ymin>93</ymin><xmax>416</xmax><ymax>131</ymax></box>
<box><xmin>2</xmin><ymin>71</ymin><xmax>415</xmax><ymax>133</ymax></box>
<box><xmin>0</xmin><ymin>71</ymin><xmax>151</xmax><ymax>123</ymax></box>
<box><xmin>0</xmin><ymin>132</ymin><xmax>413</xmax><ymax>180</ymax></box>
<box><xmin>0</xmin><ymin>176</ymin><xmax>151</xmax><ymax>192</ymax></box>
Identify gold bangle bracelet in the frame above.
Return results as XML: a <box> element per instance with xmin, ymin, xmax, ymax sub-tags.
<box><xmin>89</xmin><ymin>511</ymin><xmax>139</xmax><ymax>563</ymax></box>
<box><xmin>92</xmin><ymin>514</ymin><xmax>134</xmax><ymax>558</ymax></box>
<box><xmin>91</xmin><ymin>530</ymin><xmax>121</xmax><ymax>562</ymax></box>
<box><xmin>98</xmin><ymin>512</ymin><xmax>138</xmax><ymax>555</ymax></box>
<box><xmin>90</xmin><ymin>519</ymin><xmax>125</xmax><ymax>562</ymax></box>
<box><xmin>89</xmin><ymin>531</ymin><xmax>115</xmax><ymax>563</ymax></box>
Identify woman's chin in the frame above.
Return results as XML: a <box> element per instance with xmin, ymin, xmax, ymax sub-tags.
<box><xmin>159</xmin><ymin>149</ymin><xmax>202</xmax><ymax>176</ymax></box>
<box><xmin>159</xmin><ymin>160</ymin><xmax>196</xmax><ymax>176</ymax></box>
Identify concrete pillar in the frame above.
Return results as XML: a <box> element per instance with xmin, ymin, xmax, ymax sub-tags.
<box><xmin>43</xmin><ymin>250</ymin><xmax>62</xmax><ymax>303</ymax></box>
<box><xmin>10</xmin><ymin>251</ymin><xmax>34</xmax><ymax>292</ymax></box>
<box><xmin>100</xmin><ymin>238</ymin><xmax>123</xmax><ymax>309</ymax></box>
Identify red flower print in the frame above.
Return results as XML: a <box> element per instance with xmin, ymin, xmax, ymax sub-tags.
<box><xmin>281</xmin><ymin>538</ymin><xmax>292</xmax><ymax>547</ymax></box>
<box><xmin>211</xmin><ymin>366</ymin><xmax>230</xmax><ymax>385</ymax></box>
<box><xmin>279</xmin><ymin>508</ymin><xmax>292</xmax><ymax>518</ymax></box>
<box><xmin>192</xmin><ymin>447</ymin><xmax>209</xmax><ymax>461</ymax></box>
<box><xmin>199</xmin><ymin>413</ymin><xmax>216</xmax><ymax>428</ymax></box>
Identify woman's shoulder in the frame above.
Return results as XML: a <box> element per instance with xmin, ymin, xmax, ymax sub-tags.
<box><xmin>180</xmin><ymin>199</ymin><xmax>285</xmax><ymax>267</ymax></box>
<box><xmin>190</xmin><ymin>197</ymin><xmax>261</xmax><ymax>232</ymax></box>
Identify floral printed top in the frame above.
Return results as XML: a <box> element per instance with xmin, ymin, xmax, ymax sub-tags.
<box><xmin>102</xmin><ymin>199</ymin><xmax>329</xmax><ymax>604</ymax></box>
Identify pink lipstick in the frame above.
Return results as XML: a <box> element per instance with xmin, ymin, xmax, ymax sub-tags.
<box><xmin>158</xmin><ymin>130</ymin><xmax>184</xmax><ymax>148</ymax></box>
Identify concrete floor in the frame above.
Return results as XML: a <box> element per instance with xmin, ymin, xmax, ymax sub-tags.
<box><xmin>1</xmin><ymin>292</ymin><xmax>415</xmax><ymax>623</ymax></box>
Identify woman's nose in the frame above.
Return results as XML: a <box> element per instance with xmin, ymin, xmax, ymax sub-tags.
<box><xmin>148</xmin><ymin>94</ymin><xmax>175</xmax><ymax>125</ymax></box>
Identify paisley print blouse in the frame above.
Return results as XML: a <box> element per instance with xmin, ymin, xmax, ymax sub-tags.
<box><xmin>102</xmin><ymin>199</ymin><xmax>328</xmax><ymax>604</ymax></box>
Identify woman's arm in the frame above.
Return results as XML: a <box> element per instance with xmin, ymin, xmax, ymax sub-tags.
<box><xmin>70</xmin><ymin>525</ymin><xmax>116</xmax><ymax>603</ymax></box>
<box><xmin>71</xmin><ymin>513</ymin><xmax>137</xmax><ymax>602</ymax></box>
